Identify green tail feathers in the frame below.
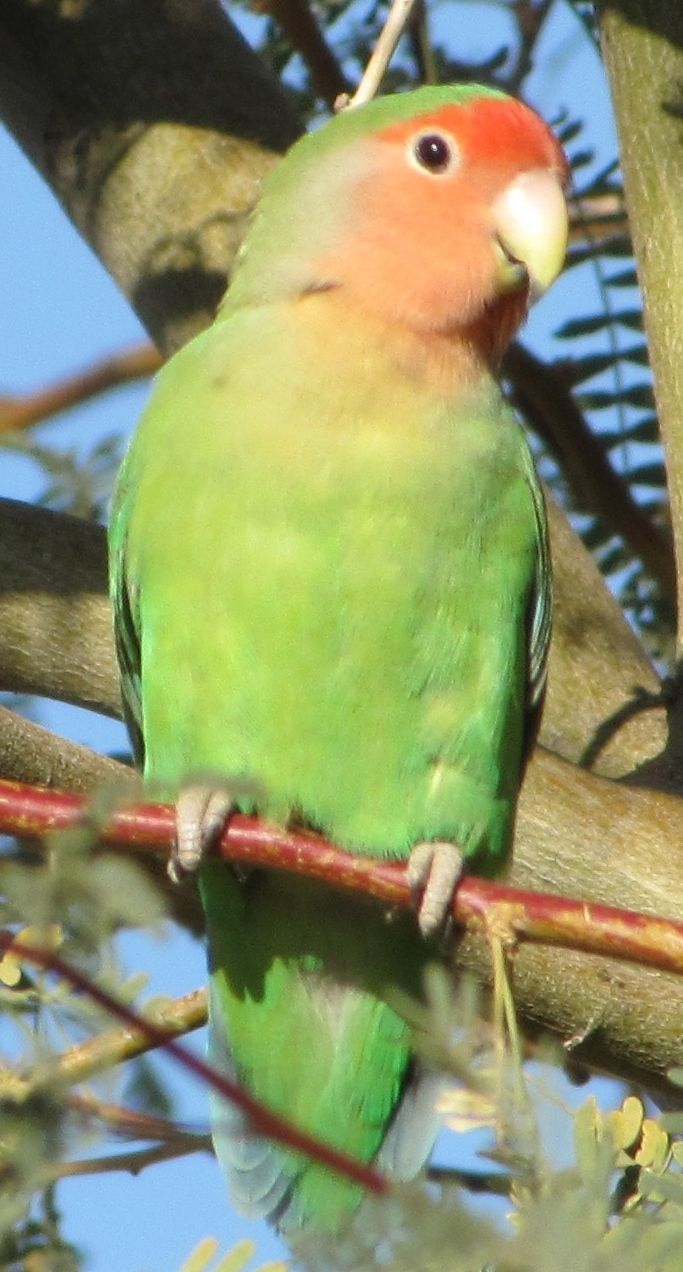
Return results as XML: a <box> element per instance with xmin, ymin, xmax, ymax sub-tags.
<box><xmin>201</xmin><ymin>863</ymin><xmax>440</xmax><ymax>1230</ymax></box>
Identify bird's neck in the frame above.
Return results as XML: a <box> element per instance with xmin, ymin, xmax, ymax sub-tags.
<box><xmin>294</xmin><ymin>286</ymin><xmax>512</xmax><ymax>401</ymax></box>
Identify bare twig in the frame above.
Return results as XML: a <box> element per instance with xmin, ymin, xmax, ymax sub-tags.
<box><xmin>67</xmin><ymin>1091</ymin><xmax>210</xmax><ymax>1147</ymax></box>
<box><xmin>0</xmin><ymin>927</ymin><xmax>387</xmax><ymax>1198</ymax></box>
<box><xmin>50</xmin><ymin>1137</ymin><xmax>209</xmax><ymax>1181</ymax></box>
<box><xmin>3</xmin><ymin>777</ymin><xmax>683</xmax><ymax>977</ymax></box>
<box><xmin>506</xmin><ymin>0</ymin><xmax>554</xmax><ymax>93</ymax></box>
<box><xmin>407</xmin><ymin>0</ymin><xmax>437</xmax><ymax>85</ymax></box>
<box><xmin>0</xmin><ymin>346</ymin><xmax>162</xmax><ymax>435</ymax></box>
<box><xmin>0</xmin><ymin>990</ymin><xmax>208</xmax><ymax>1103</ymax></box>
<box><xmin>568</xmin><ymin>193</ymin><xmax>629</xmax><ymax>248</ymax></box>
<box><xmin>269</xmin><ymin>0</ymin><xmax>349</xmax><ymax>107</ymax></box>
<box><xmin>338</xmin><ymin>0</ymin><xmax>419</xmax><ymax>110</ymax></box>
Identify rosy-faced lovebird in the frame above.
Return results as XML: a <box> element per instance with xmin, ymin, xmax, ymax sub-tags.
<box><xmin>109</xmin><ymin>84</ymin><xmax>568</xmax><ymax>1232</ymax></box>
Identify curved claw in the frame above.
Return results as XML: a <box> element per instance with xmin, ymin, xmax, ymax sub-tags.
<box><xmin>407</xmin><ymin>840</ymin><xmax>464</xmax><ymax>937</ymax></box>
<box><xmin>169</xmin><ymin>785</ymin><xmax>234</xmax><ymax>883</ymax></box>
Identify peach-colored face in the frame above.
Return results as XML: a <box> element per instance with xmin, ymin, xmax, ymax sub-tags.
<box><xmin>313</xmin><ymin>97</ymin><xmax>568</xmax><ymax>354</ymax></box>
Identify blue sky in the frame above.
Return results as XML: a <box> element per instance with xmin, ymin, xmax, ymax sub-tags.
<box><xmin>0</xmin><ymin>4</ymin><xmax>623</xmax><ymax>1268</ymax></box>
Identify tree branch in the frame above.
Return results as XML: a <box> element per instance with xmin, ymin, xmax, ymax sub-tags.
<box><xmin>0</xmin><ymin>989</ymin><xmax>207</xmax><ymax>1103</ymax></box>
<box><xmin>5</xmin><ymin>768</ymin><xmax>683</xmax><ymax>1097</ymax></box>
<box><xmin>0</xmin><ymin>0</ymin><xmax>302</xmax><ymax>356</ymax></box>
<box><xmin>597</xmin><ymin>1</ymin><xmax>683</xmax><ymax>642</ymax></box>
<box><xmin>505</xmin><ymin>342</ymin><xmax>676</xmax><ymax>604</ymax></box>
<box><xmin>2</xmin><ymin>775</ymin><xmax>683</xmax><ymax>974</ymax></box>
<box><xmin>52</xmin><ymin>1137</ymin><xmax>209</xmax><ymax>1181</ymax></box>
<box><xmin>0</xmin><ymin>928</ymin><xmax>387</xmax><ymax>1198</ymax></box>
<box><xmin>0</xmin><ymin>704</ymin><xmax>130</xmax><ymax>795</ymax></box>
<box><xmin>339</xmin><ymin>0</ymin><xmax>418</xmax><ymax>109</ymax></box>
<box><xmin>0</xmin><ymin>499</ymin><xmax>121</xmax><ymax>718</ymax></box>
<box><xmin>0</xmin><ymin>346</ymin><xmax>162</xmax><ymax>434</ymax></box>
<box><xmin>67</xmin><ymin>1091</ymin><xmax>211</xmax><ymax>1148</ymax></box>
<box><xmin>269</xmin><ymin>0</ymin><xmax>349</xmax><ymax>106</ymax></box>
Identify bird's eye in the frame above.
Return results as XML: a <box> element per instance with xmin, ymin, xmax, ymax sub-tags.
<box><xmin>412</xmin><ymin>131</ymin><xmax>457</xmax><ymax>175</ymax></box>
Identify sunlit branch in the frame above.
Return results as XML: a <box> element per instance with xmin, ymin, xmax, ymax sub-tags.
<box><xmin>338</xmin><ymin>0</ymin><xmax>419</xmax><ymax>110</ymax></box>
<box><xmin>0</xmin><ymin>926</ymin><xmax>387</xmax><ymax>1198</ymax></box>
<box><xmin>3</xmin><ymin>777</ymin><xmax>683</xmax><ymax>976</ymax></box>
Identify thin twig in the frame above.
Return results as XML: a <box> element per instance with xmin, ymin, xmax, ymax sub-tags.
<box><xmin>338</xmin><ymin>0</ymin><xmax>419</xmax><ymax>110</ymax></box>
<box><xmin>506</xmin><ymin>0</ymin><xmax>554</xmax><ymax>93</ymax></box>
<box><xmin>3</xmin><ymin>777</ymin><xmax>683</xmax><ymax>976</ymax></box>
<box><xmin>49</xmin><ymin>1138</ymin><xmax>209</xmax><ymax>1181</ymax></box>
<box><xmin>0</xmin><ymin>927</ymin><xmax>388</xmax><ymax>1199</ymax></box>
<box><xmin>67</xmin><ymin>1091</ymin><xmax>210</xmax><ymax>1147</ymax></box>
<box><xmin>0</xmin><ymin>990</ymin><xmax>208</xmax><ymax>1103</ymax></box>
<box><xmin>270</xmin><ymin>0</ymin><xmax>349</xmax><ymax>107</ymax></box>
<box><xmin>0</xmin><ymin>345</ymin><xmax>162</xmax><ymax>435</ymax></box>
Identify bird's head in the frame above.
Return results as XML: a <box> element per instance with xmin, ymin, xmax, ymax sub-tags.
<box><xmin>228</xmin><ymin>85</ymin><xmax>569</xmax><ymax>365</ymax></box>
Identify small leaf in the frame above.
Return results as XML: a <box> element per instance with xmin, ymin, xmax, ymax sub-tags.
<box><xmin>607</xmin><ymin>1095</ymin><xmax>643</xmax><ymax>1153</ymax></box>
<box><xmin>605</xmin><ymin>267</ymin><xmax>639</xmax><ymax>288</ymax></box>
<box><xmin>633</xmin><ymin>1119</ymin><xmax>669</xmax><ymax>1171</ymax></box>
<box><xmin>639</xmin><ymin>1167</ymin><xmax>683</xmax><ymax>1205</ymax></box>
<box><xmin>0</xmin><ymin>924</ymin><xmax>62</xmax><ymax>985</ymax></box>
<box><xmin>569</xmin><ymin>147</ymin><xmax>594</xmax><ymax>171</ymax></box>
<box><xmin>177</xmin><ymin>1238</ymin><xmax>219</xmax><ymax>1272</ymax></box>
<box><xmin>665</xmin><ymin>1065</ymin><xmax>683</xmax><ymax>1088</ymax></box>
<box><xmin>438</xmin><ymin>1084</ymin><xmax>497</xmax><ymax>1133</ymax></box>
<box><xmin>557</xmin><ymin>119</ymin><xmax>584</xmax><ymax>145</ymax></box>
<box><xmin>628</xmin><ymin>462</ymin><xmax>667</xmax><ymax>488</ymax></box>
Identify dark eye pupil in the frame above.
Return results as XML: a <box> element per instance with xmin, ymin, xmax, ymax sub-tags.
<box><xmin>414</xmin><ymin>133</ymin><xmax>451</xmax><ymax>172</ymax></box>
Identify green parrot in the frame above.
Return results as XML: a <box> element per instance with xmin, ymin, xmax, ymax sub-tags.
<box><xmin>109</xmin><ymin>84</ymin><xmax>568</xmax><ymax>1231</ymax></box>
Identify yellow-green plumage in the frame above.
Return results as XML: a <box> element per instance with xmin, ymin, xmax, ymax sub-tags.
<box><xmin>109</xmin><ymin>84</ymin><xmax>565</xmax><ymax>1230</ymax></box>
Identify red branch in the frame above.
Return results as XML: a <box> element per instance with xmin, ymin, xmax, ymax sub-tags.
<box><xmin>0</xmin><ymin>927</ymin><xmax>386</xmax><ymax>1198</ymax></box>
<box><xmin>2</xmin><ymin>778</ymin><xmax>683</xmax><ymax>974</ymax></box>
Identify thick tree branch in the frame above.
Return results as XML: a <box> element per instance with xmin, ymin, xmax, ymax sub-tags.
<box><xmin>0</xmin><ymin>0</ymin><xmax>302</xmax><ymax>356</ymax></box>
<box><xmin>0</xmin><ymin>500</ymin><xmax>121</xmax><ymax>718</ymax></box>
<box><xmin>543</xmin><ymin>497</ymin><xmax>666</xmax><ymax>781</ymax></box>
<box><xmin>0</xmin><ymin>704</ymin><xmax>129</xmax><ymax>795</ymax></box>
<box><xmin>597</xmin><ymin>1</ymin><xmax>683</xmax><ymax>644</ymax></box>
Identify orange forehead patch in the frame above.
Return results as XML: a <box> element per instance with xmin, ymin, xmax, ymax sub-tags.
<box><xmin>377</xmin><ymin>97</ymin><xmax>568</xmax><ymax>181</ymax></box>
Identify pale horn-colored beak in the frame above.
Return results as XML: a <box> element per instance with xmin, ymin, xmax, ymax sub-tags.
<box><xmin>492</xmin><ymin>169</ymin><xmax>568</xmax><ymax>302</ymax></box>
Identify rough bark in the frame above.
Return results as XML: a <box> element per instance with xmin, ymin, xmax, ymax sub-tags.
<box><xmin>597</xmin><ymin>1</ymin><xmax>683</xmax><ymax>644</ymax></box>
<box><xmin>0</xmin><ymin>0</ymin><xmax>301</xmax><ymax>355</ymax></box>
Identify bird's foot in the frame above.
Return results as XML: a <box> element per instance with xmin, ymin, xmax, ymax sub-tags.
<box><xmin>169</xmin><ymin>785</ymin><xmax>235</xmax><ymax>884</ymax></box>
<box><xmin>407</xmin><ymin>840</ymin><xmax>464</xmax><ymax>937</ymax></box>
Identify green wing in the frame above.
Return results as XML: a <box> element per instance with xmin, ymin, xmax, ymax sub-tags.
<box><xmin>109</xmin><ymin>469</ymin><xmax>144</xmax><ymax>768</ymax></box>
